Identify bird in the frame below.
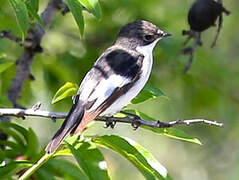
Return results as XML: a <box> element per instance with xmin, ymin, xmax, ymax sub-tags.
<box><xmin>45</xmin><ymin>20</ymin><xmax>171</xmax><ymax>153</ymax></box>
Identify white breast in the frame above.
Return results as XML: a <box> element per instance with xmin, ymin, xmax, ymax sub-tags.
<box><xmin>101</xmin><ymin>40</ymin><xmax>159</xmax><ymax>116</ymax></box>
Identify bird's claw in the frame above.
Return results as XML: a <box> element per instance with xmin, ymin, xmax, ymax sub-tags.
<box><xmin>131</xmin><ymin>118</ymin><xmax>141</xmax><ymax>130</ymax></box>
<box><xmin>104</xmin><ymin>119</ymin><xmax>116</xmax><ymax>129</ymax></box>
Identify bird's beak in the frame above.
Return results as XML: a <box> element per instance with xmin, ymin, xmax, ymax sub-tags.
<box><xmin>162</xmin><ymin>32</ymin><xmax>172</xmax><ymax>37</ymax></box>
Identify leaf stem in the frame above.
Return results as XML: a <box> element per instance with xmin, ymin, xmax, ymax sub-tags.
<box><xmin>18</xmin><ymin>153</ymin><xmax>53</xmax><ymax>180</ymax></box>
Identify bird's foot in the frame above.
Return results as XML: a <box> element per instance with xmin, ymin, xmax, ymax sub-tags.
<box><xmin>120</xmin><ymin>111</ymin><xmax>141</xmax><ymax>130</ymax></box>
<box><xmin>104</xmin><ymin>116</ymin><xmax>116</xmax><ymax>129</ymax></box>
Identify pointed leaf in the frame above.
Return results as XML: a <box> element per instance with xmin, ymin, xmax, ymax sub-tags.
<box><xmin>9</xmin><ymin>0</ymin><xmax>30</xmax><ymax>40</ymax></box>
<box><xmin>65</xmin><ymin>0</ymin><xmax>84</xmax><ymax>36</ymax></box>
<box><xmin>0</xmin><ymin>140</ymin><xmax>25</xmax><ymax>153</ymax></box>
<box><xmin>51</xmin><ymin>82</ymin><xmax>78</xmax><ymax>104</ymax></box>
<box><xmin>127</xmin><ymin>110</ymin><xmax>202</xmax><ymax>145</ymax></box>
<box><xmin>0</xmin><ymin>124</ymin><xmax>25</xmax><ymax>148</ymax></box>
<box><xmin>3</xmin><ymin>122</ymin><xmax>28</xmax><ymax>141</ymax></box>
<box><xmin>92</xmin><ymin>135</ymin><xmax>171</xmax><ymax>180</ymax></box>
<box><xmin>78</xmin><ymin>0</ymin><xmax>101</xmax><ymax>19</ymax></box>
<box><xmin>131</xmin><ymin>85</ymin><xmax>166</xmax><ymax>104</ymax></box>
<box><xmin>25</xmin><ymin>0</ymin><xmax>44</xmax><ymax>27</ymax></box>
<box><xmin>26</xmin><ymin>128</ymin><xmax>39</xmax><ymax>158</ymax></box>
<box><xmin>66</xmin><ymin>141</ymin><xmax>110</xmax><ymax>180</ymax></box>
<box><xmin>161</xmin><ymin>128</ymin><xmax>202</xmax><ymax>145</ymax></box>
<box><xmin>25</xmin><ymin>0</ymin><xmax>39</xmax><ymax>12</ymax></box>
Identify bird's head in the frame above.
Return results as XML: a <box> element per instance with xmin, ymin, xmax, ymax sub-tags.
<box><xmin>115</xmin><ymin>20</ymin><xmax>171</xmax><ymax>49</ymax></box>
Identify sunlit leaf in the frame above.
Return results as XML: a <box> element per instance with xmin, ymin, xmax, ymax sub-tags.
<box><xmin>131</xmin><ymin>85</ymin><xmax>166</xmax><ymax>104</ymax></box>
<box><xmin>161</xmin><ymin>128</ymin><xmax>202</xmax><ymax>145</ymax></box>
<box><xmin>54</xmin><ymin>135</ymin><xmax>79</xmax><ymax>157</ymax></box>
<box><xmin>92</xmin><ymin>135</ymin><xmax>171</xmax><ymax>180</ymax></box>
<box><xmin>66</xmin><ymin>141</ymin><xmax>110</xmax><ymax>180</ymax></box>
<box><xmin>126</xmin><ymin>110</ymin><xmax>202</xmax><ymax>145</ymax></box>
<box><xmin>9</xmin><ymin>0</ymin><xmax>30</xmax><ymax>40</ymax></box>
<box><xmin>79</xmin><ymin>0</ymin><xmax>101</xmax><ymax>19</ymax></box>
<box><xmin>65</xmin><ymin>0</ymin><xmax>84</xmax><ymax>36</ymax></box>
<box><xmin>51</xmin><ymin>82</ymin><xmax>78</xmax><ymax>104</ymax></box>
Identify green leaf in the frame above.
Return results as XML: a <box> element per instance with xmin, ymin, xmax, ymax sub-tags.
<box><xmin>0</xmin><ymin>124</ymin><xmax>25</xmax><ymax>149</ymax></box>
<box><xmin>78</xmin><ymin>0</ymin><xmax>101</xmax><ymax>19</ymax></box>
<box><xmin>9</xmin><ymin>0</ymin><xmax>30</xmax><ymax>40</ymax></box>
<box><xmin>51</xmin><ymin>82</ymin><xmax>78</xmax><ymax>104</ymax></box>
<box><xmin>0</xmin><ymin>57</ymin><xmax>14</xmax><ymax>74</ymax></box>
<box><xmin>92</xmin><ymin>135</ymin><xmax>171</xmax><ymax>180</ymax></box>
<box><xmin>36</xmin><ymin>168</ymin><xmax>55</xmax><ymax>180</ymax></box>
<box><xmin>25</xmin><ymin>0</ymin><xmax>44</xmax><ymax>27</ymax></box>
<box><xmin>0</xmin><ymin>161</ymin><xmax>32</xmax><ymax>179</ymax></box>
<box><xmin>3</xmin><ymin>122</ymin><xmax>28</xmax><ymax>141</ymax></box>
<box><xmin>0</xmin><ymin>95</ymin><xmax>12</xmax><ymax>107</ymax></box>
<box><xmin>26</xmin><ymin>128</ymin><xmax>39</xmax><ymax>158</ymax></box>
<box><xmin>54</xmin><ymin>135</ymin><xmax>80</xmax><ymax>157</ymax></box>
<box><xmin>131</xmin><ymin>85</ymin><xmax>166</xmax><ymax>104</ymax></box>
<box><xmin>65</xmin><ymin>0</ymin><xmax>84</xmax><ymax>37</ymax></box>
<box><xmin>0</xmin><ymin>149</ymin><xmax>5</xmax><ymax>164</ymax></box>
<box><xmin>48</xmin><ymin>159</ymin><xmax>88</xmax><ymax>180</ymax></box>
<box><xmin>127</xmin><ymin>110</ymin><xmax>202</xmax><ymax>145</ymax></box>
<box><xmin>5</xmin><ymin>149</ymin><xmax>20</xmax><ymax>159</ymax></box>
<box><xmin>26</xmin><ymin>0</ymin><xmax>39</xmax><ymax>12</ymax></box>
<box><xmin>0</xmin><ymin>140</ymin><xmax>25</xmax><ymax>153</ymax></box>
<box><xmin>161</xmin><ymin>128</ymin><xmax>202</xmax><ymax>145</ymax></box>
<box><xmin>66</xmin><ymin>141</ymin><xmax>110</xmax><ymax>180</ymax></box>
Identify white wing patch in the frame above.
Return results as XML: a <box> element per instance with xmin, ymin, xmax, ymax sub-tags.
<box><xmin>78</xmin><ymin>78</ymin><xmax>97</xmax><ymax>102</ymax></box>
<box><xmin>87</xmin><ymin>74</ymin><xmax>130</xmax><ymax>112</ymax></box>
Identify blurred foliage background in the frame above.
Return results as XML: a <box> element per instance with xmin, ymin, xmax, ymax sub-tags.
<box><xmin>0</xmin><ymin>0</ymin><xmax>239</xmax><ymax>179</ymax></box>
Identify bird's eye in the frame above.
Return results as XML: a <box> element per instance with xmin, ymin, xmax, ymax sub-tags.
<box><xmin>158</xmin><ymin>32</ymin><xmax>164</xmax><ymax>37</ymax></box>
<box><xmin>143</xmin><ymin>34</ymin><xmax>154</xmax><ymax>42</ymax></box>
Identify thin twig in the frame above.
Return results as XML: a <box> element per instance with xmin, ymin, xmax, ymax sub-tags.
<box><xmin>0</xmin><ymin>107</ymin><xmax>224</xmax><ymax>128</ymax></box>
<box><xmin>0</xmin><ymin>31</ymin><xmax>22</xmax><ymax>44</ymax></box>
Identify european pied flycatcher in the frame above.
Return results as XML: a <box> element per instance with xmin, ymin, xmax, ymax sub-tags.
<box><xmin>46</xmin><ymin>20</ymin><xmax>170</xmax><ymax>153</ymax></box>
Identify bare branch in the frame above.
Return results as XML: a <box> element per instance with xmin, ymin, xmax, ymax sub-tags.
<box><xmin>0</xmin><ymin>31</ymin><xmax>22</xmax><ymax>44</ymax></box>
<box><xmin>0</xmin><ymin>107</ymin><xmax>224</xmax><ymax>128</ymax></box>
<box><xmin>7</xmin><ymin>0</ymin><xmax>66</xmax><ymax>107</ymax></box>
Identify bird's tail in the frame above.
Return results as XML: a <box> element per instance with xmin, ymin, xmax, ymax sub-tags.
<box><xmin>45</xmin><ymin>99</ymin><xmax>84</xmax><ymax>154</ymax></box>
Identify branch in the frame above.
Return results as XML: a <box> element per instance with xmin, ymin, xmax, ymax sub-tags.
<box><xmin>7</xmin><ymin>0</ymin><xmax>66</xmax><ymax>107</ymax></box>
<box><xmin>0</xmin><ymin>107</ymin><xmax>224</xmax><ymax>128</ymax></box>
<box><xmin>0</xmin><ymin>31</ymin><xmax>22</xmax><ymax>44</ymax></box>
